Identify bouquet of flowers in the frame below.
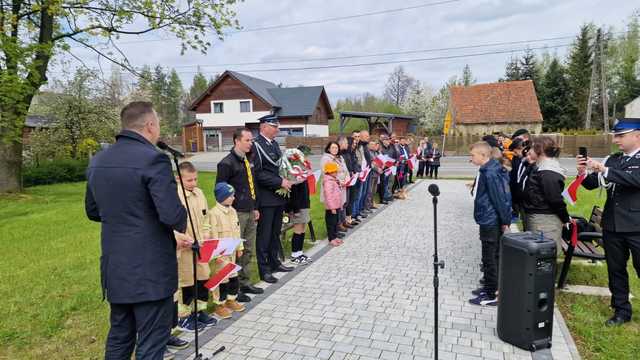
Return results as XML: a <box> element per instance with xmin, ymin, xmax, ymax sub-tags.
<box><xmin>276</xmin><ymin>148</ymin><xmax>312</xmax><ymax>197</ymax></box>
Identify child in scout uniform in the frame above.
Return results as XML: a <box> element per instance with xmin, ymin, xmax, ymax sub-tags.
<box><xmin>174</xmin><ymin>162</ymin><xmax>217</xmax><ymax>332</ymax></box>
<box><xmin>207</xmin><ymin>182</ymin><xmax>246</xmax><ymax>319</ymax></box>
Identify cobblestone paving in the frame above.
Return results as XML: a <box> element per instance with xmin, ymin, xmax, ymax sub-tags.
<box><xmin>180</xmin><ymin>180</ymin><xmax>580</xmax><ymax>360</ymax></box>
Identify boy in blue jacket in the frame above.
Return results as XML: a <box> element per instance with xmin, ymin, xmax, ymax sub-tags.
<box><xmin>469</xmin><ymin>142</ymin><xmax>512</xmax><ymax>306</ymax></box>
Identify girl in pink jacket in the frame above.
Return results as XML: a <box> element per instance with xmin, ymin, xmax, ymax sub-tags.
<box><xmin>323</xmin><ymin>162</ymin><xmax>343</xmax><ymax>246</ymax></box>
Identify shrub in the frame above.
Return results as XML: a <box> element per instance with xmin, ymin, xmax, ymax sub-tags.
<box><xmin>23</xmin><ymin>159</ymin><xmax>88</xmax><ymax>187</ymax></box>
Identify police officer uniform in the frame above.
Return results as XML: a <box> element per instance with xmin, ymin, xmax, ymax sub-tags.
<box><xmin>251</xmin><ymin>115</ymin><xmax>294</xmax><ymax>283</ymax></box>
<box><xmin>581</xmin><ymin>118</ymin><xmax>640</xmax><ymax>326</ymax></box>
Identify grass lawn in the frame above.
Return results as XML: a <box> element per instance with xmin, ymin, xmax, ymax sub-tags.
<box><xmin>555</xmin><ymin>179</ymin><xmax>640</xmax><ymax>359</ymax></box>
<box><xmin>0</xmin><ymin>171</ymin><xmax>327</xmax><ymax>359</ymax></box>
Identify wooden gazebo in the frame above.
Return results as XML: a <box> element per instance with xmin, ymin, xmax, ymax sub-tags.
<box><xmin>338</xmin><ymin>111</ymin><xmax>417</xmax><ymax>135</ymax></box>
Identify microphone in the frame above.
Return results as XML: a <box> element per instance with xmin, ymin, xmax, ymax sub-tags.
<box><xmin>428</xmin><ymin>184</ymin><xmax>440</xmax><ymax>197</ymax></box>
<box><xmin>157</xmin><ymin>141</ymin><xmax>184</xmax><ymax>158</ymax></box>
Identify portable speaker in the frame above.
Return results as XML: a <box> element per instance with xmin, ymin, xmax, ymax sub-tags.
<box><xmin>497</xmin><ymin>231</ymin><xmax>556</xmax><ymax>351</ymax></box>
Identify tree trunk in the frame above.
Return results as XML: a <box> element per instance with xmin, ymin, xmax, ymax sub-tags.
<box><xmin>0</xmin><ymin>141</ymin><xmax>23</xmax><ymax>192</ymax></box>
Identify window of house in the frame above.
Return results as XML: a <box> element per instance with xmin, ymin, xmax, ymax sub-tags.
<box><xmin>240</xmin><ymin>101</ymin><xmax>251</xmax><ymax>113</ymax></box>
<box><xmin>213</xmin><ymin>102</ymin><xmax>224</xmax><ymax>113</ymax></box>
<box><xmin>279</xmin><ymin>128</ymin><xmax>304</xmax><ymax>137</ymax></box>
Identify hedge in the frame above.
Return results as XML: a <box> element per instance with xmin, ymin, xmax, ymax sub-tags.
<box><xmin>23</xmin><ymin>159</ymin><xmax>88</xmax><ymax>187</ymax></box>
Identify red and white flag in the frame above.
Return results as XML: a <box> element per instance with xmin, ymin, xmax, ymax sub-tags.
<box><xmin>359</xmin><ymin>166</ymin><xmax>371</xmax><ymax>181</ymax></box>
<box><xmin>384</xmin><ymin>166</ymin><xmax>397</xmax><ymax>176</ymax></box>
<box><xmin>347</xmin><ymin>174</ymin><xmax>359</xmax><ymax>187</ymax></box>
<box><xmin>373</xmin><ymin>154</ymin><xmax>395</xmax><ymax>169</ymax></box>
<box><xmin>307</xmin><ymin>169</ymin><xmax>322</xmax><ymax>195</ymax></box>
<box><xmin>198</xmin><ymin>239</ymin><xmax>220</xmax><ymax>263</ymax></box>
<box><xmin>204</xmin><ymin>263</ymin><xmax>242</xmax><ymax>290</ymax></box>
<box><xmin>562</xmin><ymin>174</ymin><xmax>586</xmax><ymax>206</ymax></box>
<box><xmin>408</xmin><ymin>155</ymin><xmax>418</xmax><ymax>171</ymax></box>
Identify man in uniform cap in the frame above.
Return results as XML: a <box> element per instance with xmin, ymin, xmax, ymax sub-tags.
<box><xmin>577</xmin><ymin>118</ymin><xmax>640</xmax><ymax>326</ymax></box>
<box><xmin>251</xmin><ymin>114</ymin><xmax>294</xmax><ymax>283</ymax></box>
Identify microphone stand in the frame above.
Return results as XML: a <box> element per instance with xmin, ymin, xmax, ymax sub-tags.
<box><xmin>431</xmin><ymin>191</ymin><xmax>445</xmax><ymax>360</ymax></box>
<box><xmin>170</xmin><ymin>153</ymin><xmax>209</xmax><ymax>360</ymax></box>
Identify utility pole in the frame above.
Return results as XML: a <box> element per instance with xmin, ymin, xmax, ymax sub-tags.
<box><xmin>599</xmin><ymin>28</ymin><xmax>609</xmax><ymax>133</ymax></box>
<box><xmin>585</xmin><ymin>33</ymin><xmax>599</xmax><ymax>130</ymax></box>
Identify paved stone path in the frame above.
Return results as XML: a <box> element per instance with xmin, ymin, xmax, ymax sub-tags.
<box><xmin>178</xmin><ymin>180</ymin><xmax>580</xmax><ymax>360</ymax></box>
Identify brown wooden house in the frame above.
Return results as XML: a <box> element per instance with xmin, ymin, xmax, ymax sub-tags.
<box><xmin>185</xmin><ymin>70</ymin><xmax>333</xmax><ymax>152</ymax></box>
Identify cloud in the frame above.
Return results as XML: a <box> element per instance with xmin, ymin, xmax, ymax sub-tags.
<box><xmin>48</xmin><ymin>0</ymin><xmax>639</xmax><ymax>103</ymax></box>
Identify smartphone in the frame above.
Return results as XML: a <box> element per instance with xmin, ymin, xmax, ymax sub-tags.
<box><xmin>578</xmin><ymin>147</ymin><xmax>588</xmax><ymax>158</ymax></box>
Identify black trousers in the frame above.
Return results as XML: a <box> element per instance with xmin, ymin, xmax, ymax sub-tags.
<box><xmin>256</xmin><ymin>205</ymin><xmax>284</xmax><ymax>276</ymax></box>
<box><xmin>325</xmin><ymin>210</ymin><xmax>339</xmax><ymax>240</ymax></box>
<box><xmin>603</xmin><ymin>230</ymin><xmax>640</xmax><ymax>319</ymax></box>
<box><xmin>219</xmin><ymin>277</ymin><xmax>240</xmax><ymax>301</ymax></box>
<box><xmin>479</xmin><ymin>225</ymin><xmax>502</xmax><ymax>294</ymax></box>
<box><xmin>181</xmin><ymin>280</ymin><xmax>208</xmax><ymax>307</ymax></box>
<box><xmin>417</xmin><ymin>161</ymin><xmax>427</xmax><ymax>177</ymax></box>
<box><xmin>105</xmin><ymin>296</ymin><xmax>174</xmax><ymax>360</ymax></box>
<box><xmin>428</xmin><ymin>165</ymin><xmax>440</xmax><ymax>178</ymax></box>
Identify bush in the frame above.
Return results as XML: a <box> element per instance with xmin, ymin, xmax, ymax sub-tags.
<box><xmin>23</xmin><ymin>159</ymin><xmax>88</xmax><ymax>187</ymax></box>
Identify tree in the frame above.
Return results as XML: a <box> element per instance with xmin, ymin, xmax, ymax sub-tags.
<box><xmin>130</xmin><ymin>65</ymin><xmax>154</xmax><ymax>101</ymax></box>
<box><xmin>165</xmin><ymin>69</ymin><xmax>185</xmax><ymax>135</ymax></box>
<box><xmin>520</xmin><ymin>48</ymin><xmax>539</xmax><ymax>84</ymax></box>
<box><xmin>539</xmin><ymin>58</ymin><xmax>572</xmax><ymax>131</ymax></box>
<box><xmin>461</xmin><ymin>64</ymin><xmax>476</xmax><ymax>86</ymax></box>
<box><xmin>189</xmin><ymin>70</ymin><xmax>210</xmax><ymax>101</ymax></box>
<box><xmin>29</xmin><ymin>68</ymin><xmax>120</xmax><ymax>160</ymax></box>
<box><xmin>401</xmin><ymin>81</ymin><xmax>434</xmax><ymax>127</ymax></box>
<box><xmin>567</xmin><ymin>24</ymin><xmax>595</xmax><ymax>129</ymax></box>
<box><xmin>609</xmin><ymin>15</ymin><xmax>640</xmax><ymax>118</ymax></box>
<box><xmin>503</xmin><ymin>56</ymin><xmax>522</xmax><ymax>81</ymax></box>
<box><xmin>0</xmin><ymin>0</ymin><xmax>240</xmax><ymax>192</ymax></box>
<box><xmin>384</xmin><ymin>66</ymin><xmax>416</xmax><ymax>107</ymax></box>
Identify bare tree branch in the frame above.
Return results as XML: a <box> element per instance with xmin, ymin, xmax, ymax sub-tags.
<box><xmin>66</xmin><ymin>35</ymin><xmax>141</xmax><ymax>78</ymax></box>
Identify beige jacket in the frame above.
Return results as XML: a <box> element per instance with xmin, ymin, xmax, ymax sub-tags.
<box><xmin>206</xmin><ymin>202</ymin><xmax>243</xmax><ymax>278</ymax></box>
<box><xmin>175</xmin><ymin>186</ymin><xmax>211</xmax><ymax>287</ymax></box>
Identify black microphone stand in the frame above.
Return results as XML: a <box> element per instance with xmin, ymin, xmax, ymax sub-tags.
<box><xmin>170</xmin><ymin>153</ymin><xmax>208</xmax><ymax>360</ymax></box>
<box><xmin>431</xmin><ymin>190</ymin><xmax>445</xmax><ymax>360</ymax></box>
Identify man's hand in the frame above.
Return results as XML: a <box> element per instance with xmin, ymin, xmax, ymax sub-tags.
<box><xmin>236</xmin><ymin>250</ymin><xmax>243</xmax><ymax>258</ymax></box>
<box><xmin>254</xmin><ymin>210</ymin><xmax>260</xmax><ymax>221</ymax></box>
<box><xmin>501</xmin><ymin>225</ymin><xmax>510</xmax><ymax>233</ymax></box>
<box><xmin>331</xmin><ymin>209</ymin><xmax>337</xmax><ymax>214</ymax></box>
<box><xmin>576</xmin><ymin>155</ymin><xmax>588</xmax><ymax>175</ymax></box>
<box><xmin>281</xmin><ymin>178</ymin><xmax>292</xmax><ymax>190</ymax></box>
<box><xmin>587</xmin><ymin>158</ymin><xmax>606</xmax><ymax>173</ymax></box>
<box><xmin>176</xmin><ymin>235</ymin><xmax>194</xmax><ymax>250</ymax></box>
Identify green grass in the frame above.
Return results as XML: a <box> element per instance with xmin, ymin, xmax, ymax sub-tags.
<box><xmin>555</xmin><ymin>179</ymin><xmax>640</xmax><ymax>360</ymax></box>
<box><xmin>0</xmin><ymin>172</ymin><xmax>327</xmax><ymax>359</ymax></box>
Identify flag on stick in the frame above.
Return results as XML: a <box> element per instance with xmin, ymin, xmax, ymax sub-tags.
<box><xmin>562</xmin><ymin>174</ymin><xmax>586</xmax><ymax>206</ymax></box>
<box><xmin>204</xmin><ymin>263</ymin><xmax>242</xmax><ymax>290</ymax></box>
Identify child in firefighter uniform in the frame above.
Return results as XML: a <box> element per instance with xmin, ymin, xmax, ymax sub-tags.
<box><xmin>207</xmin><ymin>182</ymin><xmax>246</xmax><ymax>319</ymax></box>
<box><xmin>174</xmin><ymin>162</ymin><xmax>217</xmax><ymax>332</ymax></box>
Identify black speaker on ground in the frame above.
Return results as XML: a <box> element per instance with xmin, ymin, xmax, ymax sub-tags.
<box><xmin>497</xmin><ymin>232</ymin><xmax>556</xmax><ymax>351</ymax></box>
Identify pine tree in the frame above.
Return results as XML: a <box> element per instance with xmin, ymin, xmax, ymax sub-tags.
<box><xmin>189</xmin><ymin>71</ymin><xmax>209</xmax><ymax>100</ymax></box>
<box><xmin>520</xmin><ymin>48</ymin><xmax>539</xmax><ymax>84</ymax></box>
<box><xmin>461</xmin><ymin>64</ymin><xmax>476</xmax><ymax>86</ymax></box>
<box><xmin>610</xmin><ymin>15</ymin><xmax>640</xmax><ymax>117</ymax></box>
<box><xmin>567</xmin><ymin>24</ymin><xmax>595</xmax><ymax>129</ymax></box>
<box><xmin>504</xmin><ymin>56</ymin><xmax>522</xmax><ymax>81</ymax></box>
<box><xmin>539</xmin><ymin>58</ymin><xmax>572</xmax><ymax>131</ymax></box>
<box><xmin>132</xmin><ymin>65</ymin><xmax>154</xmax><ymax>101</ymax></box>
<box><xmin>151</xmin><ymin>65</ymin><xmax>169</xmax><ymax>133</ymax></box>
<box><xmin>165</xmin><ymin>69</ymin><xmax>185</xmax><ymax>135</ymax></box>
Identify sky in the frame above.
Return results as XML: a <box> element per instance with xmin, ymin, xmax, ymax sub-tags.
<box><xmin>51</xmin><ymin>0</ymin><xmax>639</xmax><ymax>105</ymax></box>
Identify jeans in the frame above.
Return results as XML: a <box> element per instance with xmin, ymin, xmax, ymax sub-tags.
<box><xmin>357</xmin><ymin>173</ymin><xmax>371</xmax><ymax>212</ymax></box>
<box><xmin>350</xmin><ymin>180</ymin><xmax>362</xmax><ymax>217</ymax></box>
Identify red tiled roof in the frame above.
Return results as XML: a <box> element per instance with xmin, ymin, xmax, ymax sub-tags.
<box><xmin>449</xmin><ymin>80</ymin><xmax>542</xmax><ymax>124</ymax></box>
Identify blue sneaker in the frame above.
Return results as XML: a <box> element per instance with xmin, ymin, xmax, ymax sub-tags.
<box><xmin>197</xmin><ymin>311</ymin><xmax>217</xmax><ymax>327</ymax></box>
<box><xmin>469</xmin><ymin>293</ymin><xmax>497</xmax><ymax>306</ymax></box>
<box><xmin>177</xmin><ymin>313</ymin><xmax>206</xmax><ymax>333</ymax></box>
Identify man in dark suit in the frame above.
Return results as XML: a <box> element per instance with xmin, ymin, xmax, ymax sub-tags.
<box><xmin>85</xmin><ymin>101</ymin><xmax>189</xmax><ymax>359</ymax></box>
<box><xmin>251</xmin><ymin>115</ymin><xmax>294</xmax><ymax>283</ymax></box>
<box><xmin>578</xmin><ymin>118</ymin><xmax>640</xmax><ymax>326</ymax></box>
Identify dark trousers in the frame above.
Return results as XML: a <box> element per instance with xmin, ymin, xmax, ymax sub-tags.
<box><xmin>219</xmin><ymin>277</ymin><xmax>240</xmax><ymax>301</ymax></box>
<box><xmin>479</xmin><ymin>225</ymin><xmax>502</xmax><ymax>294</ymax></box>
<box><xmin>256</xmin><ymin>205</ymin><xmax>284</xmax><ymax>276</ymax></box>
<box><xmin>417</xmin><ymin>161</ymin><xmax>427</xmax><ymax>177</ymax></box>
<box><xmin>603</xmin><ymin>230</ymin><xmax>640</xmax><ymax>319</ymax></box>
<box><xmin>105</xmin><ymin>296</ymin><xmax>174</xmax><ymax>360</ymax></box>
<box><xmin>181</xmin><ymin>280</ymin><xmax>208</xmax><ymax>307</ymax></box>
<box><xmin>428</xmin><ymin>165</ymin><xmax>440</xmax><ymax>178</ymax></box>
<box><xmin>325</xmin><ymin>210</ymin><xmax>339</xmax><ymax>240</ymax></box>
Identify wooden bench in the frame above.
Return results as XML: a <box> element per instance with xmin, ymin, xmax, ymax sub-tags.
<box><xmin>557</xmin><ymin>206</ymin><xmax>606</xmax><ymax>289</ymax></box>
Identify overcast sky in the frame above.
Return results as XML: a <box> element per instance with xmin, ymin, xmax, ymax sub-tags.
<box><xmin>52</xmin><ymin>0</ymin><xmax>639</xmax><ymax>104</ymax></box>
